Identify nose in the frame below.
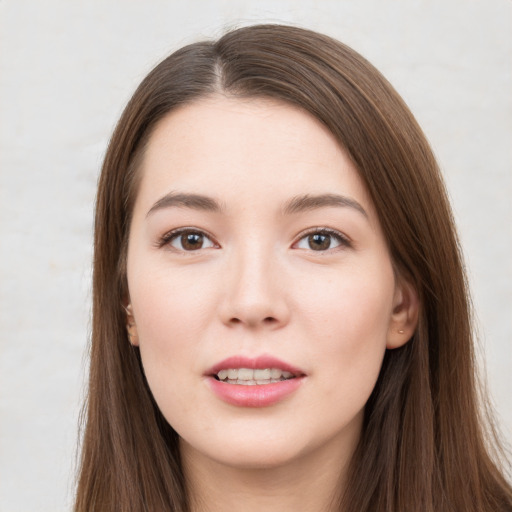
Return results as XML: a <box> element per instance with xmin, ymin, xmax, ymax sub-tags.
<box><xmin>218</xmin><ymin>243</ymin><xmax>291</xmax><ymax>330</ymax></box>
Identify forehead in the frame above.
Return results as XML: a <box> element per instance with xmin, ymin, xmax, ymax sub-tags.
<box><xmin>135</xmin><ymin>95</ymin><xmax>375</xmax><ymax>218</ymax></box>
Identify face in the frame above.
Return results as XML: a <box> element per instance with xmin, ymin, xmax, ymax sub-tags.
<box><xmin>126</xmin><ymin>96</ymin><xmax>413</xmax><ymax>471</ymax></box>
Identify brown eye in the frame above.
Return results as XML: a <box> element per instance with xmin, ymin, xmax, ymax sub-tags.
<box><xmin>308</xmin><ymin>233</ymin><xmax>331</xmax><ymax>251</ymax></box>
<box><xmin>181</xmin><ymin>232</ymin><xmax>204</xmax><ymax>250</ymax></box>
<box><xmin>295</xmin><ymin>229</ymin><xmax>349</xmax><ymax>251</ymax></box>
<box><xmin>165</xmin><ymin>230</ymin><xmax>216</xmax><ymax>251</ymax></box>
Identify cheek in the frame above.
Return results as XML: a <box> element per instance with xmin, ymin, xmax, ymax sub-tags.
<box><xmin>297</xmin><ymin>264</ymin><xmax>394</xmax><ymax>383</ymax></box>
<box><xmin>127</xmin><ymin>260</ymin><xmax>226</xmax><ymax>410</ymax></box>
<box><xmin>300</xmin><ymin>261</ymin><xmax>394</xmax><ymax>329</ymax></box>
<box><xmin>131</xmin><ymin>283</ymin><xmax>206</xmax><ymax>429</ymax></box>
<box><xmin>130</xmin><ymin>257</ymin><xmax>219</xmax><ymax>337</ymax></box>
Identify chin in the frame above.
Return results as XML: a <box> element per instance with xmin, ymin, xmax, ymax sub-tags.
<box><xmin>180</xmin><ymin>428</ymin><xmax>310</xmax><ymax>471</ymax></box>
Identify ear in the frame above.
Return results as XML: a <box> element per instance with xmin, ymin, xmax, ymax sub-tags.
<box><xmin>123</xmin><ymin>302</ymin><xmax>139</xmax><ymax>346</ymax></box>
<box><xmin>386</xmin><ymin>277</ymin><xmax>419</xmax><ymax>349</ymax></box>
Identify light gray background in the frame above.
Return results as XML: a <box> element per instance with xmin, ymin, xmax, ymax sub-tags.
<box><xmin>1</xmin><ymin>1</ymin><xmax>511</xmax><ymax>510</ymax></box>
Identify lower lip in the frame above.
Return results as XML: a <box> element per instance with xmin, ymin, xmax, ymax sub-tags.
<box><xmin>207</xmin><ymin>377</ymin><xmax>304</xmax><ymax>407</ymax></box>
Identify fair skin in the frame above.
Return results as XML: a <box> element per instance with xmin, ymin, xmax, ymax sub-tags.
<box><xmin>126</xmin><ymin>95</ymin><xmax>418</xmax><ymax>512</ymax></box>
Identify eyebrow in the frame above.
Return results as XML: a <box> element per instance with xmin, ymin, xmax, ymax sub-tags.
<box><xmin>146</xmin><ymin>192</ymin><xmax>225</xmax><ymax>217</ymax></box>
<box><xmin>282</xmin><ymin>193</ymin><xmax>368</xmax><ymax>218</ymax></box>
<box><xmin>146</xmin><ymin>191</ymin><xmax>367</xmax><ymax>218</ymax></box>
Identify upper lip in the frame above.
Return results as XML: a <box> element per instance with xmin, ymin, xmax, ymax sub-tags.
<box><xmin>206</xmin><ymin>354</ymin><xmax>305</xmax><ymax>377</ymax></box>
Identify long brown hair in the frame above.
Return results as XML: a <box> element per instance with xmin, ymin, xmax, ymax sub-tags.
<box><xmin>75</xmin><ymin>24</ymin><xmax>512</xmax><ymax>511</ymax></box>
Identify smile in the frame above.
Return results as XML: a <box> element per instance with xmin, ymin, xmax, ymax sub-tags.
<box><xmin>215</xmin><ymin>368</ymin><xmax>295</xmax><ymax>385</ymax></box>
<box><xmin>206</xmin><ymin>355</ymin><xmax>305</xmax><ymax>407</ymax></box>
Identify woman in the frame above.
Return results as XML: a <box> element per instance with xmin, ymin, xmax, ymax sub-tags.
<box><xmin>75</xmin><ymin>24</ymin><xmax>512</xmax><ymax>511</ymax></box>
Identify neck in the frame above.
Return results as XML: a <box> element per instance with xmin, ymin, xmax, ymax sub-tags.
<box><xmin>181</xmin><ymin>434</ymin><xmax>358</xmax><ymax>512</ymax></box>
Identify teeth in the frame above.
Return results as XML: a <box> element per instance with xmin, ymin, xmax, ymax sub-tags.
<box><xmin>216</xmin><ymin>368</ymin><xmax>295</xmax><ymax>384</ymax></box>
<box><xmin>271</xmin><ymin>368</ymin><xmax>281</xmax><ymax>379</ymax></box>
<box><xmin>238</xmin><ymin>368</ymin><xmax>253</xmax><ymax>380</ymax></box>
<box><xmin>254</xmin><ymin>369</ymin><xmax>271</xmax><ymax>380</ymax></box>
<box><xmin>227</xmin><ymin>379</ymin><xmax>280</xmax><ymax>385</ymax></box>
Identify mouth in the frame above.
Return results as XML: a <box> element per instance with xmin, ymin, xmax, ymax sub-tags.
<box><xmin>213</xmin><ymin>367</ymin><xmax>296</xmax><ymax>385</ymax></box>
<box><xmin>205</xmin><ymin>355</ymin><xmax>305</xmax><ymax>407</ymax></box>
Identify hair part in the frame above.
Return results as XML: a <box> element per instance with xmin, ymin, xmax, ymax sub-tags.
<box><xmin>75</xmin><ymin>24</ymin><xmax>512</xmax><ymax>511</ymax></box>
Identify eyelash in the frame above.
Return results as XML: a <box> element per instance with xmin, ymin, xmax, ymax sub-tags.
<box><xmin>157</xmin><ymin>227</ymin><xmax>218</xmax><ymax>251</ymax></box>
<box><xmin>157</xmin><ymin>227</ymin><xmax>351</xmax><ymax>253</ymax></box>
<box><xmin>295</xmin><ymin>227</ymin><xmax>351</xmax><ymax>252</ymax></box>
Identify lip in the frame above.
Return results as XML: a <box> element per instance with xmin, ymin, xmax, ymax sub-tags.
<box><xmin>207</xmin><ymin>355</ymin><xmax>304</xmax><ymax>376</ymax></box>
<box><xmin>205</xmin><ymin>355</ymin><xmax>306</xmax><ymax>408</ymax></box>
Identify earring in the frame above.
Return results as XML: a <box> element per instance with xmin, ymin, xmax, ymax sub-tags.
<box><xmin>123</xmin><ymin>303</ymin><xmax>138</xmax><ymax>345</ymax></box>
<box><xmin>398</xmin><ymin>329</ymin><xmax>405</xmax><ymax>334</ymax></box>
<box><xmin>126</xmin><ymin>324</ymin><xmax>138</xmax><ymax>345</ymax></box>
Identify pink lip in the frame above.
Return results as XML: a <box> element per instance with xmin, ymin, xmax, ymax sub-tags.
<box><xmin>207</xmin><ymin>355</ymin><xmax>304</xmax><ymax>376</ymax></box>
<box><xmin>205</xmin><ymin>355</ymin><xmax>305</xmax><ymax>408</ymax></box>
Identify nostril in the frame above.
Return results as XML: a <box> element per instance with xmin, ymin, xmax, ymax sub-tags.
<box><xmin>228</xmin><ymin>316</ymin><xmax>277</xmax><ymax>326</ymax></box>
